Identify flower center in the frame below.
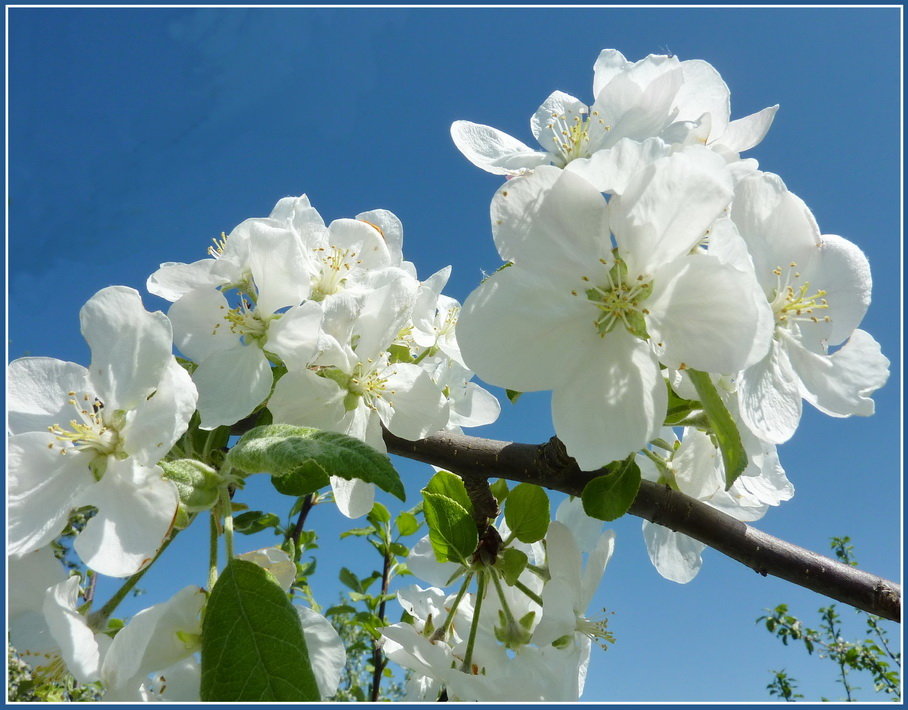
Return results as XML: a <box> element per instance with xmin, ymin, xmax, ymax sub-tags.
<box><xmin>768</xmin><ymin>262</ymin><xmax>830</xmax><ymax>329</ymax></box>
<box><xmin>310</xmin><ymin>245</ymin><xmax>363</xmax><ymax>300</ymax></box>
<box><xmin>546</xmin><ymin>108</ymin><xmax>609</xmax><ymax>165</ymax></box>
<box><xmin>577</xmin><ymin>254</ymin><xmax>652</xmax><ymax>339</ymax></box>
<box><xmin>47</xmin><ymin>394</ymin><xmax>121</xmax><ymax>466</ymax></box>
<box><xmin>217</xmin><ymin>298</ymin><xmax>270</xmax><ymax>345</ymax></box>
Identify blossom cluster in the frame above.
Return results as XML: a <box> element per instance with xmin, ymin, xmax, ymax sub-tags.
<box><xmin>5</xmin><ymin>47</ymin><xmax>890</xmax><ymax>703</ymax></box>
<box><xmin>7</xmin><ymin>191</ymin><xmax>498</xmax><ymax>697</ymax></box>
<box><xmin>380</xmin><ymin>499</ymin><xmax>615</xmax><ymax>702</ymax></box>
<box><xmin>453</xmin><ymin>49</ymin><xmax>888</xmax><ymax>584</ymax></box>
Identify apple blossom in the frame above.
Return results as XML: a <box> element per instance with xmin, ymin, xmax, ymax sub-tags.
<box><xmin>8</xmin><ymin>286</ymin><xmax>197</xmax><ymax>576</ymax></box>
<box><xmin>451</xmin><ymin>49</ymin><xmax>777</xmax><ymax>179</ymax></box>
<box><xmin>729</xmin><ymin>171</ymin><xmax>889</xmax><ymax>443</ymax></box>
<box><xmin>457</xmin><ymin>153</ymin><xmax>772</xmax><ymax>469</ymax></box>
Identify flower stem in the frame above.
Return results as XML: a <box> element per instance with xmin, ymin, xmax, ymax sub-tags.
<box><xmin>220</xmin><ymin>487</ymin><xmax>235</xmax><ymax>561</ymax></box>
<box><xmin>435</xmin><ymin>572</ymin><xmax>474</xmax><ymax>641</ymax></box>
<box><xmin>208</xmin><ymin>512</ymin><xmax>219</xmax><ymax>590</ymax></box>
<box><xmin>461</xmin><ymin>573</ymin><xmax>486</xmax><ymax>674</ymax></box>
<box><xmin>513</xmin><ymin>578</ymin><xmax>544</xmax><ymax>607</ymax></box>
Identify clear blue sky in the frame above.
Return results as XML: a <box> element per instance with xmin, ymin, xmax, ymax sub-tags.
<box><xmin>7</xmin><ymin>6</ymin><xmax>901</xmax><ymax>702</ymax></box>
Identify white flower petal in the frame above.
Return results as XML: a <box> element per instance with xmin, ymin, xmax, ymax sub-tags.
<box><xmin>74</xmin><ymin>462</ymin><xmax>179</xmax><ymax>577</ymax></box>
<box><xmin>43</xmin><ymin>577</ymin><xmax>101</xmax><ymax>684</ymax></box>
<box><xmin>121</xmin><ymin>359</ymin><xmax>197</xmax><ymax>464</ymax></box>
<box><xmin>798</xmin><ymin>233</ymin><xmax>872</xmax><ymax>347</ymax></box>
<box><xmin>673</xmin><ymin>59</ymin><xmax>731</xmax><ymax>139</ymax></box>
<box><xmin>458</xmin><ymin>265</ymin><xmax>596</xmax><ymax>393</ymax></box>
<box><xmin>530</xmin><ymin>90</ymin><xmax>588</xmax><ymax>155</ymax></box>
<box><xmin>146</xmin><ymin>259</ymin><xmax>219</xmax><ymax>302</ymax></box>
<box><xmin>8</xmin><ymin>432</ymin><xmax>95</xmax><ymax>557</ymax></box>
<box><xmin>407</xmin><ymin>535</ymin><xmax>461</xmax><ymax>587</ymax></box>
<box><xmin>8</xmin><ymin>357</ymin><xmax>90</xmax><ymax>435</ymax></box>
<box><xmin>565</xmin><ymin>136</ymin><xmax>671</xmax><ymax>194</ymax></box>
<box><xmin>642</xmin><ymin>520</ymin><xmax>705</xmax><ymax>583</ymax></box>
<box><xmin>581</xmin><ymin>529</ymin><xmax>616</xmax><ymax>611</ymax></box>
<box><xmin>101</xmin><ymin>586</ymin><xmax>205</xmax><ymax>694</ymax></box>
<box><xmin>383</xmin><ymin>364</ymin><xmax>449</xmax><ymax>441</ymax></box>
<box><xmin>448</xmin><ymin>382</ymin><xmax>501</xmax><ymax>429</ymax></box>
<box><xmin>246</xmin><ymin>222</ymin><xmax>310</xmax><ymax>314</ymax></box>
<box><xmin>268</xmin><ymin>369</ymin><xmax>348</xmax><ymax>430</ymax></box>
<box><xmin>266</xmin><ymin>300</ymin><xmax>323</xmax><ymax>371</ymax></box>
<box><xmin>611</xmin><ymin>148</ymin><xmax>733</xmax><ymax>273</ymax></box>
<box><xmin>80</xmin><ymin>286</ymin><xmax>173</xmax><ymax>411</ymax></box>
<box><xmin>491</xmin><ymin>166</ymin><xmax>611</xmax><ymax>278</ymax></box>
<box><xmin>552</xmin><ymin>332</ymin><xmax>665</xmax><ymax>470</ymax></box>
<box><xmin>450</xmin><ymin>120</ymin><xmax>549</xmax><ymax>175</ymax></box>
<box><xmin>193</xmin><ymin>345</ymin><xmax>272</xmax><ymax>429</ymax></box>
<box><xmin>330</xmin><ymin>476</ymin><xmax>375</xmax><ymax>519</ymax></box>
<box><xmin>787</xmin><ymin>329</ymin><xmax>889</xmax><ymax>418</ymax></box>
<box><xmin>716</xmin><ymin>105</ymin><xmax>778</xmax><ymax>153</ymax></box>
<box><xmin>592</xmin><ymin>48</ymin><xmax>629</xmax><ymax>98</ymax></box>
<box><xmin>168</xmin><ymin>288</ymin><xmax>237</xmax><ymax>363</ymax></box>
<box><xmin>732</xmin><ymin>171</ymin><xmax>821</xmax><ymax>286</ymax></box>
<box><xmin>355</xmin><ymin>209</ymin><xmax>405</xmax><ymax>267</ymax></box>
<box><xmin>737</xmin><ymin>340</ymin><xmax>802</xmax><ymax>444</ymax></box>
<box><xmin>648</xmin><ymin>254</ymin><xmax>772</xmax><ymax>373</ymax></box>
<box><xmin>296</xmin><ymin>606</ymin><xmax>346</xmax><ymax>699</ymax></box>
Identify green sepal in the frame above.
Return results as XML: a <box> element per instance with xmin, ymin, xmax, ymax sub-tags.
<box><xmin>581</xmin><ymin>456</ymin><xmax>641</xmax><ymax>522</ymax></box>
<box><xmin>687</xmin><ymin>369</ymin><xmax>747</xmax><ymax>490</ymax></box>
<box><xmin>663</xmin><ymin>381</ymin><xmax>704</xmax><ymax>426</ymax></box>
<box><xmin>200</xmin><ymin>559</ymin><xmax>319</xmax><ymax>701</ymax></box>
<box><xmin>503</xmin><ymin>483</ymin><xmax>550</xmax><ymax>543</ymax></box>
<box><xmin>505</xmin><ymin>389</ymin><xmax>523</xmax><ymax>404</ymax></box>
<box><xmin>226</xmin><ymin>424</ymin><xmax>405</xmax><ymax>501</ymax></box>
<box><xmin>624</xmin><ymin>309</ymin><xmax>650</xmax><ymax>340</ymax></box>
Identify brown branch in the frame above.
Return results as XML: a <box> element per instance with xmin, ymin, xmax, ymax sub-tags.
<box><xmin>383</xmin><ymin>429</ymin><xmax>901</xmax><ymax>623</ymax></box>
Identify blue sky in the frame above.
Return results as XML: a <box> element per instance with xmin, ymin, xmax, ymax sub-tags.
<box><xmin>7</xmin><ymin>6</ymin><xmax>901</xmax><ymax>702</ymax></box>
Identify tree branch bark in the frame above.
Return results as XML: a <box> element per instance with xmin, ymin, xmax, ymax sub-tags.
<box><xmin>383</xmin><ymin>429</ymin><xmax>901</xmax><ymax>623</ymax></box>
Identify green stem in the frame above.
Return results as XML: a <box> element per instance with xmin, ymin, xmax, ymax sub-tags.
<box><xmin>86</xmin><ymin>533</ymin><xmax>176</xmax><ymax>631</ymax></box>
<box><xmin>490</xmin><ymin>571</ymin><xmax>518</xmax><ymax>628</ymax></box>
<box><xmin>220</xmin><ymin>487</ymin><xmax>235</xmax><ymax>561</ymax></box>
<box><xmin>208</xmin><ymin>512</ymin><xmax>219</xmax><ymax>590</ymax></box>
<box><xmin>435</xmin><ymin>572</ymin><xmax>474</xmax><ymax>641</ymax></box>
<box><xmin>461</xmin><ymin>573</ymin><xmax>486</xmax><ymax>674</ymax></box>
<box><xmin>513</xmin><ymin>578</ymin><xmax>544</xmax><ymax>607</ymax></box>
<box><xmin>411</xmin><ymin>346</ymin><xmax>436</xmax><ymax>365</ymax></box>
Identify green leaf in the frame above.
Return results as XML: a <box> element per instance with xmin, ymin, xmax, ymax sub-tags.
<box><xmin>503</xmin><ymin>483</ymin><xmax>550</xmax><ymax>543</ymax></box>
<box><xmin>233</xmin><ymin>511</ymin><xmax>281</xmax><ymax>535</ymax></box>
<box><xmin>499</xmin><ymin>547</ymin><xmax>528</xmax><ymax>586</ymax></box>
<box><xmin>160</xmin><ymin>459</ymin><xmax>223</xmax><ymax>512</ymax></box>
<box><xmin>505</xmin><ymin>389</ymin><xmax>523</xmax><ymax>404</ymax></box>
<box><xmin>687</xmin><ymin>369</ymin><xmax>747</xmax><ymax>490</ymax></box>
<box><xmin>227</xmin><ymin>424</ymin><xmax>405</xmax><ymax>501</ymax></box>
<box><xmin>423</xmin><ymin>470</ymin><xmax>473</xmax><ymax>513</ymax></box>
<box><xmin>421</xmin><ymin>491</ymin><xmax>477</xmax><ymax>565</ymax></box>
<box><xmin>339</xmin><ymin>567</ymin><xmax>362</xmax><ymax>593</ymax></box>
<box><xmin>581</xmin><ymin>457</ymin><xmax>641</xmax><ymax>521</ymax></box>
<box><xmin>367</xmin><ymin>502</ymin><xmax>391</xmax><ymax>526</ymax></box>
<box><xmin>395</xmin><ymin>511</ymin><xmax>420</xmax><ymax>537</ymax></box>
<box><xmin>201</xmin><ymin>559</ymin><xmax>319</xmax><ymax>701</ymax></box>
